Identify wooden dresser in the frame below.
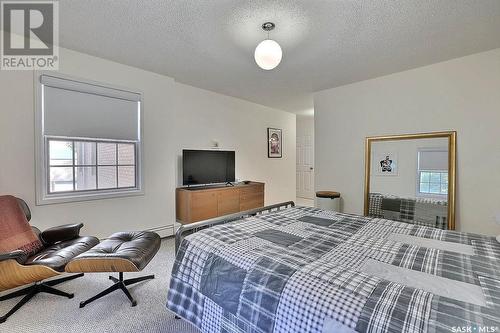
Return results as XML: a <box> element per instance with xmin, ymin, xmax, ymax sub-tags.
<box><xmin>176</xmin><ymin>182</ymin><xmax>264</xmax><ymax>224</ymax></box>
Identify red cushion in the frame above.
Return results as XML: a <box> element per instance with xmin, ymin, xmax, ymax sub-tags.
<box><xmin>0</xmin><ymin>196</ymin><xmax>43</xmax><ymax>256</ymax></box>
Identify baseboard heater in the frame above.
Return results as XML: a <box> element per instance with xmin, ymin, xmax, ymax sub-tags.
<box><xmin>147</xmin><ymin>225</ymin><xmax>174</xmax><ymax>238</ymax></box>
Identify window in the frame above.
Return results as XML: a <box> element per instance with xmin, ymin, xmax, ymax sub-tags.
<box><xmin>36</xmin><ymin>74</ymin><xmax>143</xmax><ymax>204</ymax></box>
<box><xmin>417</xmin><ymin>149</ymin><xmax>448</xmax><ymax>197</ymax></box>
<box><xmin>419</xmin><ymin>171</ymin><xmax>448</xmax><ymax>195</ymax></box>
<box><xmin>48</xmin><ymin>139</ymin><xmax>136</xmax><ymax>193</ymax></box>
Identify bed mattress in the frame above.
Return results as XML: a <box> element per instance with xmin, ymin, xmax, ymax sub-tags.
<box><xmin>167</xmin><ymin>206</ymin><xmax>500</xmax><ymax>333</ymax></box>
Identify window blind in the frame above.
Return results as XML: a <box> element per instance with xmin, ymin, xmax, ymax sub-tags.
<box><xmin>41</xmin><ymin>75</ymin><xmax>141</xmax><ymax>141</ymax></box>
<box><xmin>418</xmin><ymin>150</ymin><xmax>448</xmax><ymax>171</ymax></box>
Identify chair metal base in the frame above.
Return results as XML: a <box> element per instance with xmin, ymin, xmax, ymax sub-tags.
<box><xmin>79</xmin><ymin>272</ymin><xmax>154</xmax><ymax>308</ymax></box>
<box><xmin>0</xmin><ymin>273</ymin><xmax>84</xmax><ymax>324</ymax></box>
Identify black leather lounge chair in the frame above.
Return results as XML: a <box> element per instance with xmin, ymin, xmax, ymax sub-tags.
<box><xmin>0</xmin><ymin>196</ymin><xmax>99</xmax><ymax>323</ymax></box>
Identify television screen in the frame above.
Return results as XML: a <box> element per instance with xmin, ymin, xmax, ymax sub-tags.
<box><xmin>182</xmin><ymin>150</ymin><xmax>235</xmax><ymax>186</ymax></box>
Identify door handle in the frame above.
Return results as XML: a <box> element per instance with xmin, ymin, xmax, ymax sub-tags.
<box><xmin>309</xmin><ymin>167</ymin><xmax>314</xmax><ymax>170</ymax></box>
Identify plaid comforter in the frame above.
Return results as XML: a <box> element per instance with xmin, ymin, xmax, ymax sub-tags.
<box><xmin>167</xmin><ymin>206</ymin><xmax>500</xmax><ymax>333</ymax></box>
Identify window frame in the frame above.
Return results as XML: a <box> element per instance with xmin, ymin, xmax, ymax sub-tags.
<box><xmin>35</xmin><ymin>72</ymin><xmax>144</xmax><ymax>205</ymax></box>
<box><xmin>415</xmin><ymin>148</ymin><xmax>448</xmax><ymax>199</ymax></box>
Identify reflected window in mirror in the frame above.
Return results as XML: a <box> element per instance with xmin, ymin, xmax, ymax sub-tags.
<box><xmin>416</xmin><ymin>149</ymin><xmax>448</xmax><ymax>198</ymax></box>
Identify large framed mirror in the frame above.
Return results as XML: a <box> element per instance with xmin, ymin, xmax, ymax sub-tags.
<box><xmin>364</xmin><ymin>131</ymin><xmax>456</xmax><ymax>230</ymax></box>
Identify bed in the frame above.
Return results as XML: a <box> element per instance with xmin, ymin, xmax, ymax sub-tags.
<box><xmin>167</xmin><ymin>202</ymin><xmax>500</xmax><ymax>333</ymax></box>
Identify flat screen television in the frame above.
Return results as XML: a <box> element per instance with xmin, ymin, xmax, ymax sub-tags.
<box><xmin>182</xmin><ymin>149</ymin><xmax>235</xmax><ymax>186</ymax></box>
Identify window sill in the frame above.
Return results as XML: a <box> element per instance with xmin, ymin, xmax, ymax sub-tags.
<box><xmin>36</xmin><ymin>188</ymin><xmax>144</xmax><ymax>205</ymax></box>
<box><xmin>415</xmin><ymin>194</ymin><xmax>448</xmax><ymax>202</ymax></box>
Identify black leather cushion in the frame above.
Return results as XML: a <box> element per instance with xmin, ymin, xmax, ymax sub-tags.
<box><xmin>16</xmin><ymin>198</ymin><xmax>31</xmax><ymax>222</ymax></box>
<box><xmin>74</xmin><ymin>231</ymin><xmax>161</xmax><ymax>271</ymax></box>
<box><xmin>40</xmin><ymin>223</ymin><xmax>84</xmax><ymax>245</ymax></box>
<box><xmin>31</xmin><ymin>226</ymin><xmax>41</xmax><ymax>238</ymax></box>
<box><xmin>24</xmin><ymin>236</ymin><xmax>99</xmax><ymax>271</ymax></box>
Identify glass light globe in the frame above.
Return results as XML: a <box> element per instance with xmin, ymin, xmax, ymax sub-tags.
<box><xmin>254</xmin><ymin>39</ymin><xmax>282</xmax><ymax>70</ymax></box>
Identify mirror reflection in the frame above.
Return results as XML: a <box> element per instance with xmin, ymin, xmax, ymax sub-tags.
<box><xmin>365</xmin><ymin>132</ymin><xmax>456</xmax><ymax>230</ymax></box>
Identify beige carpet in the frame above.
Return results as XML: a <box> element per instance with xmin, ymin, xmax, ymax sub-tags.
<box><xmin>0</xmin><ymin>238</ymin><xmax>199</xmax><ymax>333</ymax></box>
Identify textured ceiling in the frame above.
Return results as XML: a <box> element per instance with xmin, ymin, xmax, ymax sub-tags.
<box><xmin>59</xmin><ymin>0</ymin><xmax>500</xmax><ymax>114</ymax></box>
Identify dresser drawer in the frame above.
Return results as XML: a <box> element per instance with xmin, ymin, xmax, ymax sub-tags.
<box><xmin>240</xmin><ymin>192</ymin><xmax>263</xmax><ymax>202</ymax></box>
<box><xmin>240</xmin><ymin>184</ymin><xmax>264</xmax><ymax>196</ymax></box>
<box><xmin>217</xmin><ymin>189</ymin><xmax>240</xmax><ymax>216</ymax></box>
<box><xmin>190</xmin><ymin>191</ymin><xmax>218</xmax><ymax>222</ymax></box>
<box><xmin>240</xmin><ymin>198</ymin><xmax>264</xmax><ymax>211</ymax></box>
<box><xmin>240</xmin><ymin>189</ymin><xmax>264</xmax><ymax>211</ymax></box>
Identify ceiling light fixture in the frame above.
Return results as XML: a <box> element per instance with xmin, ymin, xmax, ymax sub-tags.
<box><xmin>254</xmin><ymin>22</ymin><xmax>282</xmax><ymax>70</ymax></box>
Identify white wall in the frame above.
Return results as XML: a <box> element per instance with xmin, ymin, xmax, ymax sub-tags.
<box><xmin>314</xmin><ymin>48</ymin><xmax>500</xmax><ymax>236</ymax></box>
<box><xmin>0</xmin><ymin>48</ymin><xmax>296</xmax><ymax>238</ymax></box>
<box><xmin>173</xmin><ymin>82</ymin><xmax>296</xmax><ymax>205</ymax></box>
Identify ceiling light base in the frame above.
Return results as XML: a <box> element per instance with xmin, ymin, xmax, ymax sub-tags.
<box><xmin>262</xmin><ymin>22</ymin><xmax>275</xmax><ymax>32</ymax></box>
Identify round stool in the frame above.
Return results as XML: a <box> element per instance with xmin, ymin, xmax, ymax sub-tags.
<box><xmin>315</xmin><ymin>191</ymin><xmax>341</xmax><ymax>212</ymax></box>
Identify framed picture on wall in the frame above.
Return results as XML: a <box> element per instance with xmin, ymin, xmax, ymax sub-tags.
<box><xmin>374</xmin><ymin>151</ymin><xmax>398</xmax><ymax>176</ymax></box>
<box><xmin>267</xmin><ymin>128</ymin><xmax>282</xmax><ymax>158</ymax></box>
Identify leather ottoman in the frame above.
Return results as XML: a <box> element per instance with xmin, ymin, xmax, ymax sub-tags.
<box><xmin>66</xmin><ymin>231</ymin><xmax>161</xmax><ymax>308</ymax></box>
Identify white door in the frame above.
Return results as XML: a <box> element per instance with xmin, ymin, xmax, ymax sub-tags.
<box><xmin>296</xmin><ymin>133</ymin><xmax>314</xmax><ymax>199</ymax></box>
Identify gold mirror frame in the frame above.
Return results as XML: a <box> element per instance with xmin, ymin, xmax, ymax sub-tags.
<box><xmin>364</xmin><ymin>131</ymin><xmax>457</xmax><ymax>230</ymax></box>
